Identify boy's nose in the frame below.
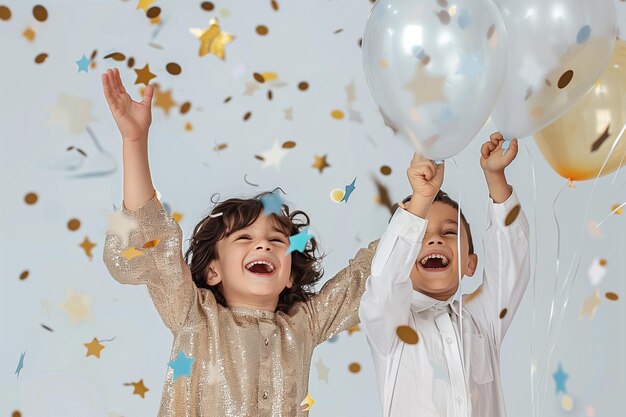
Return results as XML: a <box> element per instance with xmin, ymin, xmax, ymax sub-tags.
<box><xmin>256</xmin><ymin>245</ymin><xmax>272</xmax><ymax>251</ymax></box>
<box><xmin>427</xmin><ymin>239</ymin><xmax>443</xmax><ymax>245</ymax></box>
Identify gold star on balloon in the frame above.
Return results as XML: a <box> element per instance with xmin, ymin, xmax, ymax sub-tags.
<box><xmin>47</xmin><ymin>94</ymin><xmax>98</xmax><ymax>134</ymax></box>
<box><xmin>315</xmin><ymin>358</ymin><xmax>329</xmax><ymax>383</ymax></box>
<box><xmin>347</xmin><ymin>325</ymin><xmax>360</xmax><ymax>335</ymax></box>
<box><xmin>125</xmin><ymin>379</ymin><xmax>149</xmax><ymax>398</ymax></box>
<box><xmin>134</xmin><ymin>64</ymin><xmax>156</xmax><ymax>86</ymax></box>
<box><xmin>312</xmin><ymin>155</ymin><xmax>330</xmax><ymax>173</ymax></box>
<box><xmin>580</xmin><ymin>290</ymin><xmax>601</xmax><ymax>319</ymax></box>
<box><xmin>79</xmin><ymin>236</ymin><xmax>96</xmax><ymax>260</ymax></box>
<box><xmin>189</xmin><ymin>18</ymin><xmax>235</xmax><ymax>60</ymax></box>
<box><xmin>136</xmin><ymin>0</ymin><xmax>155</xmax><ymax>11</ymax></box>
<box><xmin>300</xmin><ymin>393</ymin><xmax>315</xmax><ymax>412</ymax></box>
<box><xmin>154</xmin><ymin>87</ymin><xmax>177</xmax><ymax>115</ymax></box>
<box><xmin>121</xmin><ymin>246</ymin><xmax>144</xmax><ymax>260</ymax></box>
<box><xmin>59</xmin><ymin>287</ymin><xmax>92</xmax><ymax>323</ymax></box>
<box><xmin>404</xmin><ymin>64</ymin><xmax>447</xmax><ymax>107</ymax></box>
<box><xmin>84</xmin><ymin>337</ymin><xmax>105</xmax><ymax>358</ymax></box>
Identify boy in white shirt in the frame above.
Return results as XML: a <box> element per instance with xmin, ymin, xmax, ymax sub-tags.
<box><xmin>359</xmin><ymin>133</ymin><xmax>530</xmax><ymax>417</ymax></box>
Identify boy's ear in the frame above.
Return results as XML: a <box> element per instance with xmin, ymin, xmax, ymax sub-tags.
<box><xmin>465</xmin><ymin>253</ymin><xmax>478</xmax><ymax>277</ymax></box>
<box><xmin>285</xmin><ymin>273</ymin><xmax>294</xmax><ymax>289</ymax></box>
<box><xmin>205</xmin><ymin>262</ymin><xmax>222</xmax><ymax>286</ymax></box>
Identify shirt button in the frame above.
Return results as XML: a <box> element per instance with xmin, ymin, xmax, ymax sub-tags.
<box><xmin>446</xmin><ymin>337</ymin><xmax>453</xmax><ymax>344</ymax></box>
<box><xmin>263</xmin><ymin>392</ymin><xmax>268</xmax><ymax>399</ymax></box>
<box><xmin>264</xmin><ymin>338</ymin><xmax>269</xmax><ymax>346</ymax></box>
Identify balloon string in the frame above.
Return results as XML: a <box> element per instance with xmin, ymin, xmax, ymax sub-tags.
<box><xmin>523</xmin><ymin>144</ymin><xmax>539</xmax><ymax>417</ymax></box>
<box><xmin>535</xmin><ymin>120</ymin><xmax>626</xmax><ymax>415</ymax></box>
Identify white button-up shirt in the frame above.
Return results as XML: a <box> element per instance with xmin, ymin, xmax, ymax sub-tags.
<box><xmin>359</xmin><ymin>190</ymin><xmax>530</xmax><ymax>417</ymax></box>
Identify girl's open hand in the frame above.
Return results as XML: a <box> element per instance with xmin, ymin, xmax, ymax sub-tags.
<box><xmin>102</xmin><ymin>68</ymin><xmax>154</xmax><ymax>143</ymax></box>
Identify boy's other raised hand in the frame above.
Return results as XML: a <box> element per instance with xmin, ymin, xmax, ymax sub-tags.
<box><xmin>102</xmin><ymin>68</ymin><xmax>154</xmax><ymax>143</ymax></box>
<box><xmin>405</xmin><ymin>153</ymin><xmax>444</xmax><ymax>217</ymax></box>
<box><xmin>480</xmin><ymin>132</ymin><xmax>519</xmax><ymax>173</ymax></box>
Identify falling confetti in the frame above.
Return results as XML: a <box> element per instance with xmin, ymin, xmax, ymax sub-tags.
<box><xmin>84</xmin><ymin>338</ymin><xmax>106</xmax><ymax>358</ymax></box>
<box><xmin>605</xmin><ymin>292</ymin><xmax>619</xmax><ymax>301</ymax></box>
<box><xmin>347</xmin><ymin>325</ymin><xmax>360</xmax><ymax>335</ymax></box>
<box><xmin>504</xmin><ymin>204</ymin><xmax>521</xmax><ymax>226</ymax></box>
<box><xmin>580</xmin><ymin>290</ymin><xmax>601</xmax><ymax>319</ymax></box>
<box><xmin>312</xmin><ymin>155</ymin><xmax>330</xmax><ymax>173</ymax></box>
<box><xmin>315</xmin><ymin>358</ymin><xmax>329</xmax><ymax>383</ymax></box>
<box><xmin>124</xmin><ymin>379</ymin><xmax>149</xmax><ymax>398</ymax></box>
<box><xmin>165</xmin><ymin>62</ymin><xmax>182</xmax><ymax>75</ymax></box>
<box><xmin>553</xmin><ymin>363</ymin><xmax>569</xmax><ymax>394</ymax></box>
<box><xmin>499</xmin><ymin>308</ymin><xmax>508</xmax><ymax>319</ymax></box>
<box><xmin>330</xmin><ymin>188</ymin><xmax>345</xmax><ymax>203</ymax></box>
<box><xmin>396</xmin><ymin>325</ymin><xmax>419</xmax><ymax>344</ymax></box>
<box><xmin>79</xmin><ymin>237</ymin><xmax>97</xmax><ymax>260</ymax></box>
<box><xmin>189</xmin><ymin>18</ymin><xmax>235</xmax><ymax>60</ymax></box>
<box><xmin>300</xmin><ymin>393</ymin><xmax>315</xmax><ymax>411</ymax></box>
<box><xmin>168</xmin><ymin>351</ymin><xmax>196</xmax><ymax>381</ymax></box>
<box><xmin>380</xmin><ymin>166</ymin><xmax>392</xmax><ymax>175</ymax></box>
<box><xmin>19</xmin><ymin>271</ymin><xmax>29</xmax><ymax>281</ymax></box>
<box><xmin>587</xmin><ymin>258</ymin><xmax>607</xmax><ymax>286</ymax></box>
<box><xmin>15</xmin><ymin>351</ymin><xmax>26</xmax><ymax>378</ymax></box>
<box><xmin>67</xmin><ymin>218</ymin><xmax>81</xmax><ymax>231</ymax></box>
<box><xmin>558</xmin><ymin>70</ymin><xmax>574</xmax><ymax>89</ymax></box>
<box><xmin>134</xmin><ymin>64</ymin><xmax>156</xmax><ymax>86</ymax></box>
<box><xmin>348</xmin><ymin>362</ymin><xmax>362</xmax><ymax>373</ymax></box>
<box><xmin>561</xmin><ymin>394</ymin><xmax>574</xmax><ymax>411</ymax></box>
<box><xmin>33</xmin><ymin>5</ymin><xmax>48</xmax><ymax>22</ymax></box>
<box><xmin>287</xmin><ymin>228</ymin><xmax>314</xmax><ymax>254</ymax></box>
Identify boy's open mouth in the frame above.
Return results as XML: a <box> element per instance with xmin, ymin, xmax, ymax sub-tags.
<box><xmin>417</xmin><ymin>253</ymin><xmax>450</xmax><ymax>272</ymax></box>
<box><xmin>245</xmin><ymin>259</ymin><xmax>277</xmax><ymax>276</ymax></box>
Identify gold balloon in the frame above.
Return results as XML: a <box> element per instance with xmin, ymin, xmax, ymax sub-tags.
<box><xmin>534</xmin><ymin>39</ymin><xmax>626</xmax><ymax>181</ymax></box>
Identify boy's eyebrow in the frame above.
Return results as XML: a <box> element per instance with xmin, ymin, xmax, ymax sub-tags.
<box><xmin>442</xmin><ymin>219</ymin><xmax>458</xmax><ymax>225</ymax></box>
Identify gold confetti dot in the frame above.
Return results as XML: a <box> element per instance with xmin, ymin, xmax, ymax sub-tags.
<box><xmin>146</xmin><ymin>6</ymin><xmax>161</xmax><ymax>18</ymax></box>
<box><xmin>504</xmin><ymin>204</ymin><xmax>521</xmax><ymax>226</ymax></box>
<box><xmin>380</xmin><ymin>166</ymin><xmax>392</xmax><ymax>176</ymax></box>
<box><xmin>271</xmin><ymin>0</ymin><xmax>279</xmax><ymax>11</ymax></box>
<box><xmin>253</xmin><ymin>72</ymin><xmax>265</xmax><ymax>83</ymax></box>
<box><xmin>184</xmin><ymin>122</ymin><xmax>193</xmax><ymax>131</ymax></box>
<box><xmin>606</xmin><ymin>292</ymin><xmax>619</xmax><ymax>301</ymax></box>
<box><xmin>201</xmin><ymin>1</ymin><xmax>214</xmax><ymax>11</ymax></box>
<box><xmin>267</xmin><ymin>90</ymin><xmax>273</xmax><ymax>100</ymax></box>
<box><xmin>499</xmin><ymin>308</ymin><xmax>508</xmax><ymax>319</ymax></box>
<box><xmin>331</xmin><ymin>110</ymin><xmax>345</xmax><ymax>120</ymax></box>
<box><xmin>348</xmin><ymin>362</ymin><xmax>361</xmax><ymax>373</ymax></box>
<box><xmin>127</xmin><ymin>57</ymin><xmax>135</xmax><ymax>68</ymax></box>
<box><xmin>143</xmin><ymin>239</ymin><xmax>160</xmax><ymax>248</ymax></box>
<box><xmin>358</xmin><ymin>38</ymin><xmax>363</xmax><ymax>48</ymax></box>
<box><xmin>24</xmin><ymin>192</ymin><xmax>38</xmax><ymax>205</ymax></box>
<box><xmin>180</xmin><ymin>102</ymin><xmax>191</xmax><ymax>114</ymax></box>
<box><xmin>396</xmin><ymin>325</ymin><xmax>419</xmax><ymax>344</ymax></box>
<box><xmin>558</xmin><ymin>70</ymin><xmax>574</xmax><ymax>89</ymax></box>
<box><xmin>378</xmin><ymin>59</ymin><xmax>389</xmax><ymax>69</ymax></box>
<box><xmin>243</xmin><ymin>111</ymin><xmax>252</xmax><ymax>121</ymax></box>
<box><xmin>436</xmin><ymin>10</ymin><xmax>451</xmax><ymax>25</ymax></box>
<box><xmin>12</xmin><ymin>411</ymin><xmax>22</xmax><ymax>417</ymax></box>
<box><xmin>330</xmin><ymin>189</ymin><xmax>345</xmax><ymax>203</ymax></box>
<box><xmin>599</xmin><ymin>258</ymin><xmax>607</xmax><ymax>266</ymax></box>
<box><xmin>611</xmin><ymin>204</ymin><xmax>623</xmax><ymax>215</ymax></box>
<box><xmin>23</xmin><ymin>27</ymin><xmax>35</xmax><ymax>42</ymax></box>
<box><xmin>0</xmin><ymin>5</ymin><xmax>11</xmax><ymax>20</ymax></box>
<box><xmin>34</xmin><ymin>53</ymin><xmax>48</xmax><ymax>64</ymax></box>
<box><xmin>166</xmin><ymin>62</ymin><xmax>182</xmax><ymax>75</ymax></box>
<box><xmin>104</xmin><ymin>52</ymin><xmax>126</xmax><ymax>61</ymax></box>
<box><xmin>214</xmin><ymin>143</ymin><xmax>228</xmax><ymax>151</ymax></box>
<box><xmin>256</xmin><ymin>25</ymin><xmax>269</xmax><ymax>35</ymax></box>
<box><xmin>561</xmin><ymin>394</ymin><xmax>574</xmax><ymax>411</ymax></box>
<box><xmin>67</xmin><ymin>218</ymin><xmax>81</xmax><ymax>231</ymax></box>
<box><xmin>19</xmin><ymin>270</ymin><xmax>29</xmax><ymax>281</ymax></box>
<box><xmin>282</xmin><ymin>141</ymin><xmax>296</xmax><ymax>149</ymax></box>
<box><xmin>224</xmin><ymin>96</ymin><xmax>232</xmax><ymax>103</ymax></box>
<box><xmin>254</xmin><ymin>155</ymin><xmax>265</xmax><ymax>161</ymax></box>
<box><xmin>261</xmin><ymin>72</ymin><xmax>278</xmax><ymax>81</ymax></box>
<box><xmin>33</xmin><ymin>5</ymin><xmax>48</xmax><ymax>22</ymax></box>
<box><xmin>298</xmin><ymin>81</ymin><xmax>309</xmax><ymax>91</ymax></box>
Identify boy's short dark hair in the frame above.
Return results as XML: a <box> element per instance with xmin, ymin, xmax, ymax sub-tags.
<box><xmin>183</xmin><ymin>191</ymin><xmax>324</xmax><ymax>313</ymax></box>
<box><xmin>391</xmin><ymin>190</ymin><xmax>474</xmax><ymax>254</ymax></box>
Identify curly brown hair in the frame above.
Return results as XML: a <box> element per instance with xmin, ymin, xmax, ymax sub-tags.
<box><xmin>183</xmin><ymin>190</ymin><xmax>324</xmax><ymax>313</ymax></box>
<box><xmin>391</xmin><ymin>190</ymin><xmax>474</xmax><ymax>254</ymax></box>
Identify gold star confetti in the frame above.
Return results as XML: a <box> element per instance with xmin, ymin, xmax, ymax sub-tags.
<box><xmin>312</xmin><ymin>155</ymin><xmax>330</xmax><ymax>174</ymax></box>
<box><xmin>79</xmin><ymin>237</ymin><xmax>96</xmax><ymax>260</ymax></box>
<box><xmin>580</xmin><ymin>290</ymin><xmax>601</xmax><ymax>319</ymax></box>
<box><xmin>189</xmin><ymin>18</ymin><xmax>235</xmax><ymax>60</ymax></box>
<box><xmin>315</xmin><ymin>358</ymin><xmax>329</xmax><ymax>383</ymax></box>
<box><xmin>136</xmin><ymin>0</ymin><xmax>155</xmax><ymax>12</ymax></box>
<box><xmin>347</xmin><ymin>325</ymin><xmax>360</xmax><ymax>335</ymax></box>
<box><xmin>134</xmin><ymin>64</ymin><xmax>156</xmax><ymax>86</ymax></box>
<box><xmin>404</xmin><ymin>64</ymin><xmax>447</xmax><ymax>107</ymax></box>
<box><xmin>59</xmin><ymin>287</ymin><xmax>92</xmax><ymax>323</ymax></box>
<box><xmin>84</xmin><ymin>337</ymin><xmax>105</xmax><ymax>358</ymax></box>
<box><xmin>154</xmin><ymin>87</ymin><xmax>177</xmax><ymax>115</ymax></box>
<box><xmin>300</xmin><ymin>393</ymin><xmax>315</xmax><ymax>411</ymax></box>
<box><xmin>121</xmin><ymin>247</ymin><xmax>144</xmax><ymax>260</ymax></box>
<box><xmin>125</xmin><ymin>379</ymin><xmax>149</xmax><ymax>398</ymax></box>
<box><xmin>396</xmin><ymin>325</ymin><xmax>419</xmax><ymax>344</ymax></box>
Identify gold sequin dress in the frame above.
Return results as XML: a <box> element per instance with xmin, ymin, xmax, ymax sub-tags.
<box><xmin>103</xmin><ymin>193</ymin><xmax>377</xmax><ymax>416</ymax></box>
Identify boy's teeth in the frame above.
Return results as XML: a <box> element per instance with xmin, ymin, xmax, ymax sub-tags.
<box><xmin>245</xmin><ymin>260</ymin><xmax>275</xmax><ymax>271</ymax></box>
<box><xmin>419</xmin><ymin>254</ymin><xmax>450</xmax><ymax>266</ymax></box>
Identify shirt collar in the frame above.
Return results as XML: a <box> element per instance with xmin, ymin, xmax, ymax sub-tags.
<box><xmin>410</xmin><ymin>290</ymin><xmax>462</xmax><ymax>316</ymax></box>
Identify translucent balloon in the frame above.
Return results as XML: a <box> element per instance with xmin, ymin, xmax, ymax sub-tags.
<box><xmin>490</xmin><ymin>0</ymin><xmax>617</xmax><ymax>139</ymax></box>
<box><xmin>362</xmin><ymin>0</ymin><xmax>508</xmax><ymax>160</ymax></box>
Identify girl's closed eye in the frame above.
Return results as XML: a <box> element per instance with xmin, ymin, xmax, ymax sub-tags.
<box><xmin>443</xmin><ymin>230</ymin><xmax>457</xmax><ymax>235</ymax></box>
<box><xmin>236</xmin><ymin>234</ymin><xmax>251</xmax><ymax>240</ymax></box>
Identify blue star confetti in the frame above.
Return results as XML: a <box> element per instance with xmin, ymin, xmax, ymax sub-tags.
<box><xmin>168</xmin><ymin>351</ymin><xmax>196</xmax><ymax>381</ymax></box>
<box><xmin>287</xmin><ymin>227</ymin><xmax>314</xmax><ymax>254</ymax></box>
<box><xmin>15</xmin><ymin>351</ymin><xmax>26</xmax><ymax>378</ymax></box>
<box><xmin>553</xmin><ymin>362</ymin><xmax>569</xmax><ymax>394</ymax></box>
<box><xmin>340</xmin><ymin>178</ymin><xmax>357</xmax><ymax>203</ymax></box>
<box><xmin>76</xmin><ymin>54</ymin><xmax>90</xmax><ymax>73</ymax></box>
<box><xmin>261</xmin><ymin>192</ymin><xmax>283</xmax><ymax>216</ymax></box>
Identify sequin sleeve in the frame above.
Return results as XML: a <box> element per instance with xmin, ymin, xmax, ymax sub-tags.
<box><xmin>103</xmin><ymin>193</ymin><xmax>205</xmax><ymax>331</ymax></box>
<box><xmin>302</xmin><ymin>239</ymin><xmax>379</xmax><ymax>346</ymax></box>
